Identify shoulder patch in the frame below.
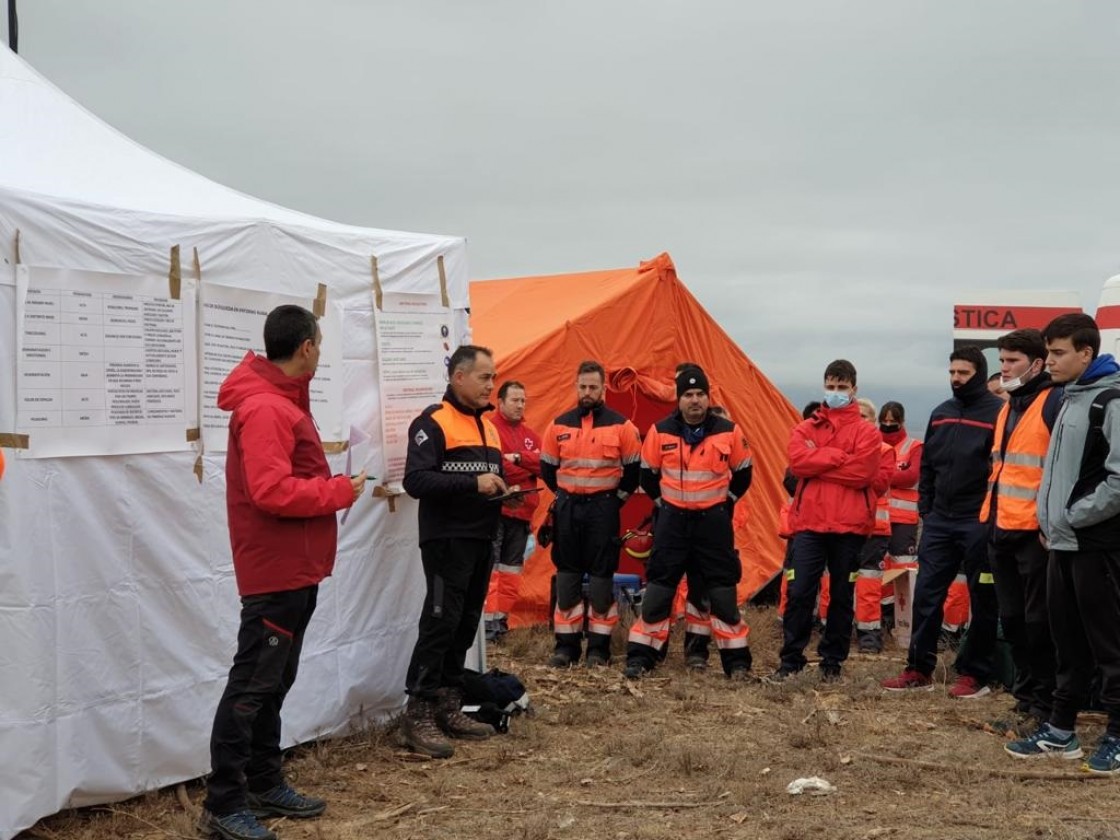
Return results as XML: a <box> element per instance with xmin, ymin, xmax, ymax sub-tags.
<box><xmin>661</xmin><ymin>442</ymin><xmax>679</xmax><ymax>451</ymax></box>
<box><xmin>414</xmin><ymin>429</ymin><xmax>429</xmax><ymax>446</ymax></box>
<box><xmin>557</xmin><ymin>432</ymin><xmax>571</xmax><ymax>442</ymax></box>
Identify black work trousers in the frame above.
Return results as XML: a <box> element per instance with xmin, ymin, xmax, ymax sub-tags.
<box><xmin>990</xmin><ymin>532</ymin><xmax>1054</xmax><ymax>719</ymax></box>
<box><xmin>907</xmin><ymin>512</ymin><xmax>998</xmax><ymax>680</ymax></box>
<box><xmin>406</xmin><ymin>538</ymin><xmax>492</xmax><ymax>701</ymax></box>
<box><xmin>1048</xmin><ymin>550</ymin><xmax>1120</xmax><ymax>736</ymax></box>
<box><xmin>780</xmin><ymin>531</ymin><xmax>865</xmax><ymax>671</ymax></box>
<box><xmin>204</xmin><ymin>585</ymin><xmax>318</xmax><ymax>815</ymax></box>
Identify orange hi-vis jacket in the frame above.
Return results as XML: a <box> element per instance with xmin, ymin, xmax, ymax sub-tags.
<box><xmin>639</xmin><ymin>413</ymin><xmax>753</xmax><ymax>509</ymax></box>
<box><xmin>979</xmin><ymin>393</ymin><xmax>1051</xmax><ymax>531</ymax></box>
<box><xmin>540</xmin><ymin>404</ymin><xmax>642</xmax><ymax>496</ymax></box>
<box><xmin>873</xmin><ymin>442</ymin><xmax>893</xmax><ymax>536</ymax></box>
<box><xmin>887</xmin><ymin>436</ymin><xmax>921</xmax><ymax>525</ymax></box>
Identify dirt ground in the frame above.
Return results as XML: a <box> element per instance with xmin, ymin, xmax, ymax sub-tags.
<box><xmin>22</xmin><ymin>607</ymin><xmax>1120</xmax><ymax>840</ymax></box>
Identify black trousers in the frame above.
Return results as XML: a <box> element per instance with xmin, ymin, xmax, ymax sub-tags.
<box><xmin>907</xmin><ymin>512</ymin><xmax>998</xmax><ymax>680</ymax></box>
<box><xmin>204</xmin><ymin>585</ymin><xmax>318</xmax><ymax>815</ymax></box>
<box><xmin>406</xmin><ymin>538</ymin><xmax>492</xmax><ymax>701</ymax></box>
<box><xmin>492</xmin><ymin>515</ymin><xmax>531</xmax><ymax>571</ymax></box>
<box><xmin>990</xmin><ymin>533</ymin><xmax>1054</xmax><ymax>718</ymax></box>
<box><xmin>1049</xmin><ymin>550</ymin><xmax>1120</xmax><ymax>735</ymax></box>
<box><xmin>780</xmin><ymin>531</ymin><xmax>865</xmax><ymax>670</ymax></box>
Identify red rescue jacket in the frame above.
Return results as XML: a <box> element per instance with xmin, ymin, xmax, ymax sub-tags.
<box><xmin>219</xmin><ymin>352</ymin><xmax>355</xmax><ymax>596</ymax></box>
<box><xmin>787</xmin><ymin>402</ymin><xmax>888</xmax><ymax>535</ymax></box>
<box><xmin>491</xmin><ymin>411</ymin><xmax>543</xmax><ymax>521</ymax></box>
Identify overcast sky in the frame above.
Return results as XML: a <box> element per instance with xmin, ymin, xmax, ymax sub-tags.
<box><xmin>6</xmin><ymin>2</ymin><xmax>1120</xmax><ymax>429</ymax></box>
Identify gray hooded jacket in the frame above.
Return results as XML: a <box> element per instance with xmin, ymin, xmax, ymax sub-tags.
<box><xmin>1037</xmin><ymin>366</ymin><xmax>1120</xmax><ymax>551</ymax></box>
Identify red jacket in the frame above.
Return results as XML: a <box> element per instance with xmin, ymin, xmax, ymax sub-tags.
<box><xmin>787</xmin><ymin>402</ymin><xmax>888</xmax><ymax>535</ymax></box>
<box><xmin>490</xmin><ymin>411</ymin><xmax>542</xmax><ymax>521</ymax></box>
<box><xmin>219</xmin><ymin>352</ymin><xmax>355</xmax><ymax>596</ymax></box>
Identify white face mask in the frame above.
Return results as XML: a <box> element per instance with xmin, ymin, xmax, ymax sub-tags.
<box><xmin>1001</xmin><ymin>362</ymin><xmax>1040</xmax><ymax>393</ymax></box>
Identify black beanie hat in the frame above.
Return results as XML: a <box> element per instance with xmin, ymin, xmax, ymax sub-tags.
<box><xmin>676</xmin><ymin>365</ymin><xmax>710</xmax><ymax>398</ymax></box>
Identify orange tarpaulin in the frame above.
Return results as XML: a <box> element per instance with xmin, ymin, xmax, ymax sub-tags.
<box><xmin>472</xmin><ymin>252</ymin><xmax>799</xmax><ymax>627</ymax></box>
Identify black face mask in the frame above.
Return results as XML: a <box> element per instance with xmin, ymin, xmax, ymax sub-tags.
<box><xmin>879</xmin><ymin>423</ymin><xmax>900</xmax><ymax>434</ymax></box>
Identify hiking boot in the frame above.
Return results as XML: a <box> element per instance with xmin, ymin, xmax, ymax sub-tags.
<box><xmin>623</xmin><ymin>660</ymin><xmax>649</xmax><ymax>679</ymax></box>
<box><xmin>400</xmin><ymin>696</ymin><xmax>454</xmax><ymax>759</ymax></box>
<box><xmin>198</xmin><ymin>809</ymin><xmax>277</xmax><ymax>840</ymax></box>
<box><xmin>585</xmin><ymin>650</ymin><xmax>611</xmax><ymax>668</ymax></box>
<box><xmin>1005</xmin><ymin>723</ymin><xmax>1083</xmax><ymax>760</ymax></box>
<box><xmin>436</xmin><ymin>688</ymin><xmax>495</xmax><ymax>740</ymax></box>
<box><xmin>686</xmin><ymin>653</ymin><xmax>709</xmax><ymax>671</ymax></box>
<box><xmin>1084</xmin><ymin>734</ymin><xmax>1120</xmax><ymax>775</ymax></box>
<box><xmin>246</xmin><ymin>782</ymin><xmax>326</xmax><ymax>819</ymax></box>
<box><xmin>727</xmin><ymin>665</ymin><xmax>751</xmax><ymax>682</ymax></box>
<box><xmin>881</xmin><ymin>668</ymin><xmax>934</xmax><ymax>692</ymax></box>
<box><xmin>497</xmin><ymin>616</ymin><xmax>510</xmax><ymax>637</ymax></box>
<box><xmin>948</xmin><ymin>675</ymin><xmax>991</xmax><ymax>700</ymax></box>
<box><xmin>820</xmin><ymin>664</ymin><xmax>842</xmax><ymax>683</ymax></box>
<box><xmin>548</xmin><ymin>650</ymin><xmax>575</xmax><ymax>668</ymax></box>
<box><xmin>856</xmin><ymin>629</ymin><xmax>882</xmax><ymax>654</ymax></box>
<box><xmin>765</xmin><ymin>666</ymin><xmax>801</xmax><ymax>683</ymax></box>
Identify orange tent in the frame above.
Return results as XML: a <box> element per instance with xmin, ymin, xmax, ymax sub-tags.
<box><xmin>472</xmin><ymin>252</ymin><xmax>799</xmax><ymax>627</ymax></box>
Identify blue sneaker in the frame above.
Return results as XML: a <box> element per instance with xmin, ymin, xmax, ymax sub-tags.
<box><xmin>1084</xmin><ymin>734</ymin><xmax>1120</xmax><ymax>775</ymax></box>
<box><xmin>1005</xmin><ymin>724</ymin><xmax>1083</xmax><ymax>760</ymax></box>
<box><xmin>246</xmin><ymin>782</ymin><xmax>327</xmax><ymax>818</ymax></box>
<box><xmin>199</xmin><ymin>809</ymin><xmax>277</xmax><ymax>840</ymax></box>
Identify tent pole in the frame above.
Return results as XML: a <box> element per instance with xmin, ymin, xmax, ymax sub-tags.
<box><xmin>7</xmin><ymin>0</ymin><xmax>17</xmax><ymax>53</ymax></box>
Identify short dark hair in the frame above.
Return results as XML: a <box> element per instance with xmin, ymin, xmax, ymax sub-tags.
<box><xmin>448</xmin><ymin>345</ymin><xmax>493</xmax><ymax>375</ymax></box>
<box><xmin>802</xmin><ymin>401</ymin><xmax>821</xmax><ymax>419</ymax></box>
<box><xmin>1044</xmin><ymin>313</ymin><xmax>1100</xmax><ymax>358</ymax></box>
<box><xmin>949</xmin><ymin>345</ymin><xmax>987</xmax><ymax>379</ymax></box>
<box><xmin>987</xmin><ymin>373</ymin><xmax>1001</xmax><ymax>384</ymax></box>
<box><xmin>823</xmin><ymin>359</ymin><xmax>857</xmax><ymax>386</ymax></box>
<box><xmin>498</xmin><ymin>380</ymin><xmax>525</xmax><ymax>400</ymax></box>
<box><xmin>264</xmin><ymin>305</ymin><xmax>318</xmax><ymax>361</ymax></box>
<box><xmin>879</xmin><ymin>401</ymin><xmax>905</xmax><ymax>423</ymax></box>
<box><xmin>577</xmin><ymin>360</ymin><xmax>605</xmax><ymax>381</ymax></box>
<box><xmin>997</xmin><ymin>328</ymin><xmax>1046</xmax><ymax>361</ymax></box>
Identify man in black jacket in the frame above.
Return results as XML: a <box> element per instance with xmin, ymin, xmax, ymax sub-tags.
<box><xmin>399</xmin><ymin>345</ymin><xmax>508</xmax><ymax>758</ymax></box>
<box><xmin>882</xmin><ymin>345</ymin><xmax>1004</xmax><ymax>696</ymax></box>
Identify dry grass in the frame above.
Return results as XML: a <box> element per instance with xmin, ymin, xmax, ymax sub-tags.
<box><xmin>22</xmin><ymin>607</ymin><xmax>1120</xmax><ymax>840</ymax></box>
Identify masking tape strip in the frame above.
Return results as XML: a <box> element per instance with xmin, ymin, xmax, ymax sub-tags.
<box><xmin>0</xmin><ymin>433</ymin><xmax>30</xmax><ymax>449</ymax></box>
<box><xmin>193</xmin><ymin>454</ymin><xmax>204</xmax><ymax>484</ymax></box>
<box><xmin>322</xmin><ymin>441</ymin><xmax>349</xmax><ymax>454</ymax></box>
<box><xmin>437</xmin><ymin>255</ymin><xmax>450</xmax><ymax>308</ymax></box>
<box><xmin>168</xmin><ymin>244</ymin><xmax>182</xmax><ymax>301</ymax></box>
<box><xmin>372</xmin><ymin>483</ymin><xmax>403</xmax><ymax>513</ymax></box>
<box><xmin>193</xmin><ymin>246</ymin><xmax>201</xmax><ymax>280</ymax></box>
<box><xmin>313</xmin><ymin>283</ymin><xmax>327</xmax><ymax>318</ymax></box>
<box><xmin>14</xmin><ymin>229</ymin><xmax>21</xmax><ymax>265</ymax></box>
<box><xmin>371</xmin><ymin>255</ymin><xmax>383</xmax><ymax>310</ymax></box>
<box><xmin>186</xmin><ymin>428</ymin><xmax>201</xmax><ymax>442</ymax></box>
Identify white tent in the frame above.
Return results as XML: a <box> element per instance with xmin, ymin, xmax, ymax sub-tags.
<box><xmin>0</xmin><ymin>46</ymin><xmax>468</xmax><ymax>839</ymax></box>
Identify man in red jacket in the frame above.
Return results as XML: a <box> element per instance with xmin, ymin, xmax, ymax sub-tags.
<box><xmin>201</xmin><ymin>305</ymin><xmax>364</xmax><ymax>840</ymax></box>
<box><xmin>483</xmin><ymin>380</ymin><xmax>542</xmax><ymax>641</ymax></box>
<box><xmin>772</xmin><ymin>359</ymin><xmax>891</xmax><ymax>682</ymax></box>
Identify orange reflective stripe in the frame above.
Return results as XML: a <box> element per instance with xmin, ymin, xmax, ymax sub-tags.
<box><xmin>644</xmin><ymin>424</ymin><xmax>747</xmax><ymax>511</ymax></box>
<box><xmin>588</xmin><ymin>603</ymin><xmax>619</xmax><ymax>635</ymax></box>
<box><xmin>547</xmin><ymin>412</ymin><xmax>640</xmax><ymax>494</ymax></box>
<box><xmin>980</xmin><ymin>397</ymin><xmax>1049</xmax><ymax>529</ymax></box>
<box><xmin>553</xmin><ymin>604</ymin><xmax>584</xmax><ymax>634</ymax></box>
<box><xmin>685</xmin><ymin>601</ymin><xmax>711</xmax><ymax>635</ymax></box>
<box><xmin>710</xmin><ymin>617</ymin><xmax>750</xmax><ymax>649</ymax></box>
<box><xmin>628</xmin><ymin>617</ymin><xmax>671</xmax><ymax>650</ymax></box>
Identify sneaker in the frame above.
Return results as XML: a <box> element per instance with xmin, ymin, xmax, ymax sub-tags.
<box><xmin>484</xmin><ymin>619</ymin><xmax>500</xmax><ymax>642</ymax></box>
<box><xmin>623</xmin><ymin>661</ymin><xmax>649</xmax><ymax>679</ymax></box>
<box><xmin>435</xmin><ymin>688</ymin><xmax>495</xmax><ymax>740</ymax></box>
<box><xmin>1005</xmin><ymin>724</ymin><xmax>1083</xmax><ymax>760</ymax></box>
<box><xmin>548</xmin><ymin>651</ymin><xmax>575</xmax><ymax>668</ymax></box>
<box><xmin>199</xmin><ymin>809</ymin><xmax>278</xmax><ymax>840</ymax></box>
<box><xmin>856</xmin><ymin>630</ymin><xmax>882</xmax><ymax>654</ymax></box>
<box><xmin>881</xmin><ymin>668</ymin><xmax>934</xmax><ymax>692</ymax></box>
<box><xmin>948</xmin><ymin>675</ymin><xmax>991</xmax><ymax>700</ymax></box>
<box><xmin>685</xmin><ymin>653</ymin><xmax>709</xmax><ymax>671</ymax></box>
<box><xmin>1084</xmin><ymin>734</ymin><xmax>1120</xmax><ymax>775</ymax></box>
<box><xmin>820</xmin><ymin>664</ymin><xmax>842</xmax><ymax>683</ymax></box>
<box><xmin>246</xmin><ymin>782</ymin><xmax>326</xmax><ymax>819</ymax></box>
<box><xmin>497</xmin><ymin>616</ymin><xmax>510</xmax><ymax>637</ymax></box>
<box><xmin>584</xmin><ymin>650</ymin><xmax>611</xmax><ymax>668</ymax></box>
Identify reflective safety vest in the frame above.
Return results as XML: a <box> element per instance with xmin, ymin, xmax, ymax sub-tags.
<box><xmin>640</xmin><ymin>418</ymin><xmax>752</xmax><ymax>509</ymax></box>
<box><xmin>888</xmin><ymin>437</ymin><xmax>920</xmax><ymax>525</ymax></box>
<box><xmin>541</xmin><ymin>406</ymin><xmax>641</xmax><ymax>495</ymax></box>
<box><xmin>980</xmin><ymin>395</ymin><xmax>1049</xmax><ymax>530</ymax></box>
<box><xmin>873</xmin><ymin>443</ymin><xmax>892</xmax><ymax>536</ymax></box>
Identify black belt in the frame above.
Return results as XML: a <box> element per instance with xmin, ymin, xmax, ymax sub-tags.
<box><xmin>558</xmin><ymin>489</ymin><xmax>618</xmax><ymax>502</ymax></box>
